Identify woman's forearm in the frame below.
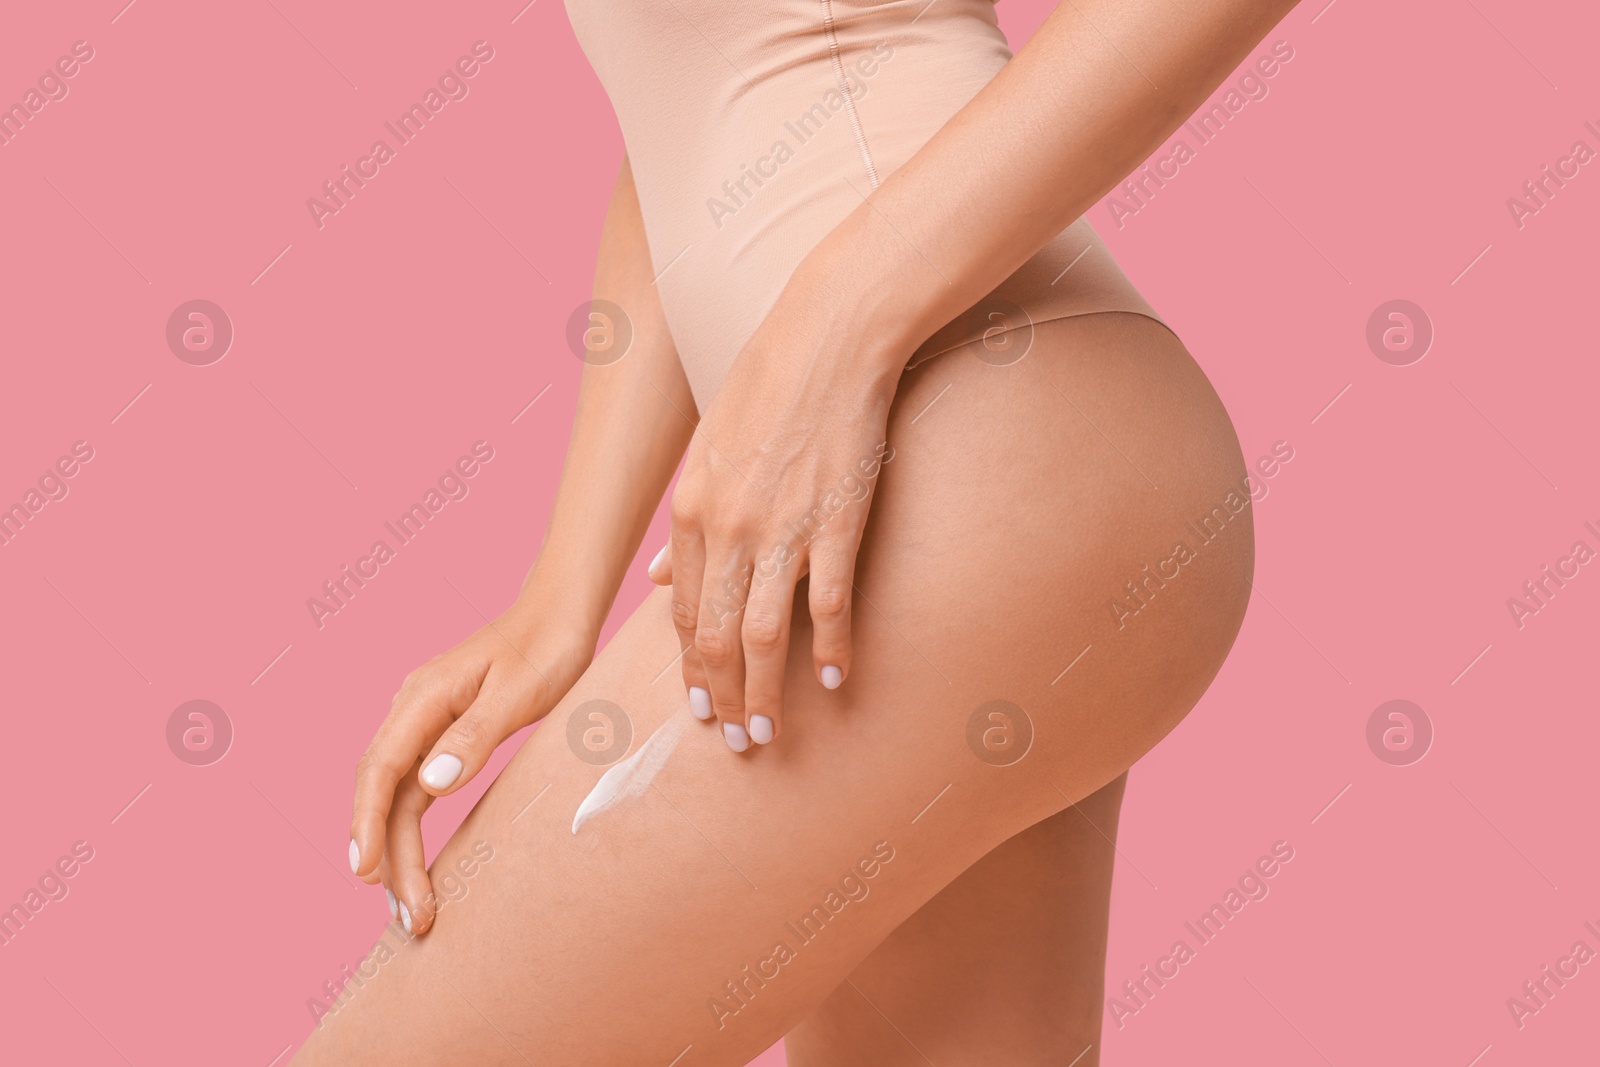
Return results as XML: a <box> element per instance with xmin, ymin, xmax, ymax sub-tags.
<box><xmin>521</xmin><ymin>158</ymin><xmax>696</xmax><ymax>648</ymax></box>
<box><xmin>788</xmin><ymin>0</ymin><xmax>1301</xmax><ymax>371</ymax></box>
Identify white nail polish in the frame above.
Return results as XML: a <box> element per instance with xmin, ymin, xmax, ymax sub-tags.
<box><xmin>821</xmin><ymin>665</ymin><xmax>844</xmax><ymax>690</ymax></box>
<box><xmin>689</xmin><ymin>686</ymin><xmax>713</xmax><ymax>720</ymax></box>
<box><xmin>649</xmin><ymin>544</ymin><xmax>669</xmax><ymax>574</ymax></box>
<box><xmin>386</xmin><ymin>888</ymin><xmax>398</xmax><ymax>920</ymax></box>
<box><xmin>348</xmin><ymin>839</ymin><xmax>360</xmax><ymax>873</ymax></box>
<box><xmin>724</xmin><ymin>721</ymin><xmax>750</xmax><ymax>752</ymax></box>
<box><xmin>421</xmin><ymin>753</ymin><xmax>463</xmax><ymax>790</ymax></box>
<box><xmin>399</xmin><ymin>900</ymin><xmax>412</xmax><ymax>934</ymax></box>
<box><xmin>749</xmin><ymin>715</ymin><xmax>774</xmax><ymax>745</ymax></box>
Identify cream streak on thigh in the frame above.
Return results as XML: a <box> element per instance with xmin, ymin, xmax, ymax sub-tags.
<box><xmin>571</xmin><ymin>713</ymin><xmax>690</xmax><ymax>834</ymax></box>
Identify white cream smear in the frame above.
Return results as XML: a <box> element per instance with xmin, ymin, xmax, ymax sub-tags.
<box><xmin>571</xmin><ymin>714</ymin><xmax>689</xmax><ymax>834</ymax></box>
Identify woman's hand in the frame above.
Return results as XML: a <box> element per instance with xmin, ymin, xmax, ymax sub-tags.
<box><xmin>348</xmin><ymin>592</ymin><xmax>592</xmax><ymax>934</ymax></box>
<box><xmin>650</xmin><ymin>269</ymin><xmax>903</xmax><ymax>752</ymax></box>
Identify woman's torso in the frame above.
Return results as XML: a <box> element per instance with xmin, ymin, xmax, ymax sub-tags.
<box><xmin>565</xmin><ymin>0</ymin><xmax>1157</xmax><ymax>407</ymax></box>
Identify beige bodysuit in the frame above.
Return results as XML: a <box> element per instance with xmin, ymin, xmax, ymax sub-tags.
<box><xmin>565</xmin><ymin>0</ymin><xmax>1163</xmax><ymax>409</ymax></box>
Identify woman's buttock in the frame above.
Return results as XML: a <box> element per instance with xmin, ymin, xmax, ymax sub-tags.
<box><xmin>292</xmin><ymin>312</ymin><xmax>1251</xmax><ymax>1067</ymax></box>
<box><xmin>857</xmin><ymin>310</ymin><xmax>1253</xmax><ymax>778</ymax></box>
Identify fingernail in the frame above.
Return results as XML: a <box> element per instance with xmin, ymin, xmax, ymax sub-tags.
<box><xmin>689</xmin><ymin>686</ymin><xmax>713</xmax><ymax>720</ymax></box>
<box><xmin>386</xmin><ymin>888</ymin><xmax>398</xmax><ymax>920</ymax></box>
<box><xmin>348</xmin><ymin>839</ymin><xmax>360</xmax><ymax>873</ymax></box>
<box><xmin>421</xmin><ymin>753</ymin><xmax>463</xmax><ymax>790</ymax></box>
<box><xmin>399</xmin><ymin>900</ymin><xmax>412</xmax><ymax>934</ymax></box>
<box><xmin>724</xmin><ymin>721</ymin><xmax>750</xmax><ymax>752</ymax></box>
<box><xmin>649</xmin><ymin>543</ymin><xmax>669</xmax><ymax>575</ymax></box>
<box><xmin>749</xmin><ymin>715</ymin><xmax>774</xmax><ymax>745</ymax></box>
<box><xmin>821</xmin><ymin>665</ymin><xmax>844</xmax><ymax>690</ymax></box>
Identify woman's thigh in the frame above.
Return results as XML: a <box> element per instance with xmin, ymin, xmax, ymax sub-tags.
<box><xmin>291</xmin><ymin>312</ymin><xmax>1253</xmax><ymax>1067</ymax></box>
<box><xmin>785</xmin><ymin>774</ymin><xmax>1128</xmax><ymax>1067</ymax></box>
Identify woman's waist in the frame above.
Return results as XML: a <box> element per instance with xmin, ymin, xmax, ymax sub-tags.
<box><xmin>579</xmin><ymin>0</ymin><xmax>1014</xmax><ymax>185</ymax></box>
<box><xmin>619</xmin><ymin>39</ymin><xmax>1012</xmax><ymax>276</ymax></box>
<box><xmin>568</xmin><ymin>0</ymin><xmax>1009</xmax><ymax>83</ymax></box>
<box><xmin>649</xmin><ymin>214</ymin><xmax>1155</xmax><ymax>416</ymax></box>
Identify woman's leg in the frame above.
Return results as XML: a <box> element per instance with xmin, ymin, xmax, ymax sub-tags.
<box><xmin>291</xmin><ymin>313</ymin><xmax>1252</xmax><ymax>1067</ymax></box>
<box><xmin>785</xmin><ymin>774</ymin><xmax>1127</xmax><ymax>1066</ymax></box>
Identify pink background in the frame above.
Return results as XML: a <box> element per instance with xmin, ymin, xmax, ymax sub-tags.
<box><xmin>2</xmin><ymin>0</ymin><xmax>1595</xmax><ymax>1063</ymax></box>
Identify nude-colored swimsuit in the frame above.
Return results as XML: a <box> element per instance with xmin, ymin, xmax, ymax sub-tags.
<box><xmin>565</xmin><ymin>0</ymin><xmax>1164</xmax><ymax>409</ymax></box>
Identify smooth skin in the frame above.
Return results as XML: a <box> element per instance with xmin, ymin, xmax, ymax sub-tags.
<box><xmin>318</xmin><ymin>0</ymin><xmax>1297</xmax><ymax>1058</ymax></box>
<box><xmin>658</xmin><ymin>0</ymin><xmax>1296</xmax><ymax>751</ymax></box>
<box><xmin>305</xmin><ymin>310</ymin><xmax>1249</xmax><ymax>1066</ymax></box>
<box><xmin>783</xmin><ymin>776</ymin><xmax>1130</xmax><ymax>1065</ymax></box>
<box><xmin>346</xmin><ymin>157</ymin><xmax>694</xmax><ymax>935</ymax></box>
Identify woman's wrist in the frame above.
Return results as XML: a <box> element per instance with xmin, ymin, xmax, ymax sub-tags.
<box><xmin>511</xmin><ymin>555</ymin><xmax>612</xmax><ymax>660</ymax></box>
<box><xmin>778</xmin><ymin>215</ymin><xmax>942</xmax><ymax>394</ymax></box>
<box><xmin>783</xmin><ymin>198</ymin><xmax>968</xmax><ymax>388</ymax></box>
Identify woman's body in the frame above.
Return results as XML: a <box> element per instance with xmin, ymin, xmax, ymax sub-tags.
<box><xmin>298</xmin><ymin>0</ymin><xmax>1292</xmax><ymax>1062</ymax></box>
<box><xmin>565</xmin><ymin>0</ymin><xmax>1164</xmax><ymax>409</ymax></box>
<box><xmin>302</xmin><ymin>312</ymin><xmax>1248</xmax><ymax>1066</ymax></box>
<box><xmin>784</xmin><ymin>775</ymin><xmax>1130</xmax><ymax>1063</ymax></box>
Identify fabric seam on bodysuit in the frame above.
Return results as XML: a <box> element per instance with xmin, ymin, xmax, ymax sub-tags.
<box><xmin>818</xmin><ymin>0</ymin><xmax>881</xmax><ymax>189</ymax></box>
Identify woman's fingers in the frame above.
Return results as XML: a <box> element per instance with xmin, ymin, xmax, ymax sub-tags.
<box><xmin>668</xmin><ymin>522</ymin><xmax>714</xmax><ymax>721</ymax></box>
<box><xmin>697</xmin><ymin>549</ymin><xmax>752</xmax><ymax>751</ymax></box>
<box><xmin>808</xmin><ymin>533</ymin><xmax>859</xmax><ymax>691</ymax></box>
<box><xmin>669</xmin><ymin>451</ymin><xmax>872</xmax><ymax>752</ymax></box>
<box><xmin>350</xmin><ymin>679</ymin><xmax>454</xmax><ymax>881</ymax></box>
<box><xmin>416</xmin><ymin>669</ymin><xmax>532</xmax><ymax>798</ymax></box>
<box><xmin>646</xmin><ymin>542</ymin><xmax>672</xmax><ymax>585</ymax></box>
<box><xmin>741</xmin><ymin>545</ymin><xmax>800</xmax><ymax>746</ymax></box>
<box><xmin>385</xmin><ymin>772</ymin><xmax>436</xmax><ymax>936</ymax></box>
